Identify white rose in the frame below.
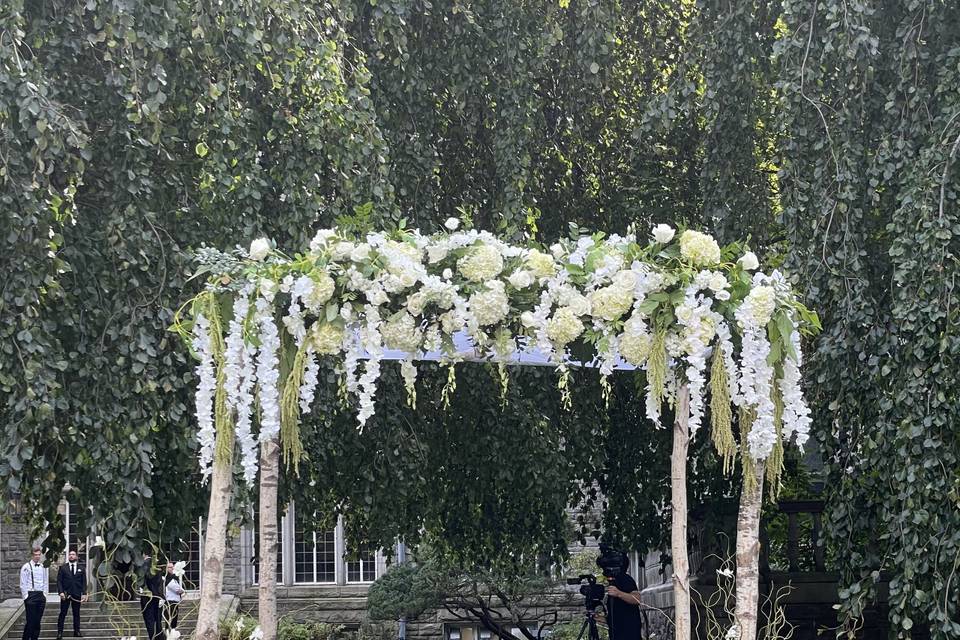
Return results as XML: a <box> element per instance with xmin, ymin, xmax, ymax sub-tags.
<box><xmin>651</xmin><ymin>224</ymin><xmax>675</xmax><ymax>244</ymax></box>
<box><xmin>350</xmin><ymin>244</ymin><xmax>371</xmax><ymax>262</ymax></box>
<box><xmin>442</xmin><ymin>268</ymin><xmax>453</xmax><ymax>279</ymax></box>
<box><xmin>259</xmin><ymin>278</ymin><xmax>277</xmax><ymax>301</ymax></box>
<box><xmin>444</xmin><ymin>217</ymin><xmax>460</xmax><ymax>231</ymax></box>
<box><xmin>550</xmin><ymin>243</ymin><xmax>565</xmax><ymax>259</ymax></box>
<box><xmin>331</xmin><ymin>242</ymin><xmax>354</xmax><ymax>260</ymax></box>
<box><xmin>427</xmin><ymin>244</ymin><xmax>449</xmax><ymax>264</ymax></box>
<box><xmin>567</xmin><ymin>294</ymin><xmax>592</xmax><ymax>317</ymax></box>
<box><xmin>612</xmin><ymin>269</ymin><xmax>638</xmax><ymax>291</ymax></box>
<box><xmin>508</xmin><ymin>270</ymin><xmax>534</xmax><ymax>289</ymax></box>
<box><xmin>708</xmin><ymin>272</ymin><xmax>728</xmax><ymax>293</ymax></box>
<box><xmin>309</xmin><ymin>229</ymin><xmax>336</xmax><ymax>252</ymax></box>
<box><xmin>715</xmin><ymin>289</ymin><xmax>731</xmax><ymax>301</ymax></box>
<box><xmin>249</xmin><ymin>237</ymin><xmax>271</xmax><ymax>261</ymax></box>
<box><xmin>738</xmin><ymin>251</ymin><xmax>760</xmax><ymax>271</ymax></box>
<box><xmin>520</xmin><ymin>311</ymin><xmax>537</xmax><ymax>328</ymax></box>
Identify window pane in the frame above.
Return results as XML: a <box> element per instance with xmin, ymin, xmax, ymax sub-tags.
<box><xmin>161</xmin><ymin>522</ymin><xmax>202</xmax><ymax>589</ymax></box>
<box><xmin>294</xmin><ymin>510</ymin><xmax>335</xmax><ymax>584</ymax></box>
<box><xmin>346</xmin><ymin>546</ymin><xmax>376</xmax><ymax>583</ymax></box>
<box><xmin>316</xmin><ymin>530</ymin><xmax>336</xmax><ymax>582</ymax></box>
<box><xmin>294</xmin><ymin>526</ymin><xmax>315</xmax><ymax>583</ymax></box>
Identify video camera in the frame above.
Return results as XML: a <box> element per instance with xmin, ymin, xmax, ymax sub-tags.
<box><xmin>566</xmin><ymin>574</ymin><xmax>606</xmax><ymax>611</ymax></box>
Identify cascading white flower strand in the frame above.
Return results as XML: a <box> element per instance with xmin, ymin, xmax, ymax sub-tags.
<box><xmin>254</xmin><ymin>292</ymin><xmax>282</xmax><ymax>443</ymax></box>
<box><xmin>191</xmin><ymin>313</ymin><xmax>217</xmax><ymax>482</ymax></box>
<box><xmin>224</xmin><ymin>285</ymin><xmax>259</xmax><ymax>485</ymax></box>
<box><xmin>779</xmin><ymin>324</ymin><xmax>812</xmax><ymax>450</ymax></box>
<box><xmin>735</xmin><ymin>284</ymin><xmax>778</xmax><ymax>460</ymax></box>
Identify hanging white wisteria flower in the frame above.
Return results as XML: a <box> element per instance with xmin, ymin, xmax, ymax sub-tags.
<box><xmin>224</xmin><ymin>286</ymin><xmax>259</xmax><ymax>485</ymax></box>
<box><xmin>191</xmin><ymin>313</ymin><xmax>217</xmax><ymax>482</ymax></box>
<box><xmin>254</xmin><ymin>294</ymin><xmax>282</xmax><ymax>442</ymax></box>
<box><xmin>181</xmin><ymin>222</ymin><xmax>819</xmax><ymax>482</ymax></box>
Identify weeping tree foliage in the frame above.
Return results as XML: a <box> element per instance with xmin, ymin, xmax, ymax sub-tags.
<box><xmin>2</xmin><ymin>0</ymin><xmax>774</xmax><ymax>560</ymax></box>
<box><xmin>0</xmin><ymin>0</ymin><xmax>392</xmax><ymax>558</ymax></box>
<box><xmin>775</xmin><ymin>1</ymin><xmax>960</xmax><ymax>637</ymax></box>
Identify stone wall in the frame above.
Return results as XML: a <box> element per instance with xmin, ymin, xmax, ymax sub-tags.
<box><xmin>1</xmin><ymin>511</ymin><xmax>33</xmax><ymax>600</ymax></box>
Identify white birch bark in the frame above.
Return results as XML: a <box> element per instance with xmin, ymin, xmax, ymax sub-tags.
<box><xmin>671</xmin><ymin>384</ymin><xmax>691</xmax><ymax>640</ymax></box>
<box><xmin>735</xmin><ymin>463</ymin><xmax>765</xmax><ymax>640</ymax></box>
<box><xmin>195</xmin><ymin>448</ymin><xmax>234</xmax><ymax>640</ymax></box>
<box><xmin>258</xmin><ymin>437</ymin><xmax>281</xmax><ymax>640</ymax></box>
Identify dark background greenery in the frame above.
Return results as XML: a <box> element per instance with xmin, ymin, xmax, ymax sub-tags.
<box><xmin>2</xmin><ymin>0</ymin><xmax>958</xmax><ymax>636</ymax></box>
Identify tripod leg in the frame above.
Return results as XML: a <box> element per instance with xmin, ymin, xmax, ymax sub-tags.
<box><xmin>587</xmin><ymin>618</ymin><xmax>602</xmax><ymax>640</ymax></box>
<box><xmin>574</xmin><ymin>617</ymin><xmax>590</xmax><ymax>640</ymax></box>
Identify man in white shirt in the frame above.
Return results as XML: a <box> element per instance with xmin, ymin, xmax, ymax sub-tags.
<box><xmin>19</xmin><ymin>547</ymin><xmax>49</xmax><ymax>640</ymax></box>
<box><xmin>163</xmin><ymin>561</ymin><xmax>185</xmax><ymax>630</ymax></box>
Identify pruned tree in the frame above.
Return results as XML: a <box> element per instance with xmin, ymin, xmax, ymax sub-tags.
<box><xmin>368</xmin><ymin>544</ymin><xmax>577</xmax><ymax>640</ymax></box>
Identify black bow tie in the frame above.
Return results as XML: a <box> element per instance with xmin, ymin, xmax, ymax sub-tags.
<box><xmin>34</xmin><ymin>563</ymin><xmax>40</xmax><ymax>567</ymax></box>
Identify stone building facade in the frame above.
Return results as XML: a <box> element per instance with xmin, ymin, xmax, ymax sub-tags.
<box><xmin>2</xmin><ymin>500</ymin><xmax>661</xmax><ymax>640</ymax></box>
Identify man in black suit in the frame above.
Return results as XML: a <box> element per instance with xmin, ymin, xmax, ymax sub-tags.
<box><xmin>138</xmin><ymin>554</ymin><xmax>164</xmax><ymax>640</ymax></box>
<box><xmin>56</xmin><ymin>549</ymin><xmax>87</xmax><ymax>640</ymax></box>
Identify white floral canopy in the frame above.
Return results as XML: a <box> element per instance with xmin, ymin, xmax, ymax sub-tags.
<box><xmin>180</xmin><ymin>220</ymin><xmax>818</xmax><ymax>640</ymax></box>
<box><xmin>181</xmin><ymin>221</ymin><xmax>817</xmax><ymax>483</ymax></box>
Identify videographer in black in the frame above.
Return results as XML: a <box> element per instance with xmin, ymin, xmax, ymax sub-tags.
<box><xmin>597</xmin><ymin>545</ymin><xmax>642</xmax><ymax>640</ymax></box>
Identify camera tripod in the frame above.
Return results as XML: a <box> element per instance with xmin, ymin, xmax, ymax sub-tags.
<box><xmin>573</xmin><ymin>604</ymin><xmax>605</xmax><ymax>640</ymax></box>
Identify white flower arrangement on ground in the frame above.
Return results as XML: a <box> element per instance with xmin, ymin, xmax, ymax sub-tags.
<box><xmin>181</xmin><ymin>223</ymin><xmax>818</xmax><ymax>484</ymax></box>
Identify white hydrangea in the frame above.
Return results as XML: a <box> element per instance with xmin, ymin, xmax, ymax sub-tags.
<box><xmin>381</xmin><ymin>312</ymin><xmax>423</xmax><ymax>353</ymax></box>
<box><xmin>546</xmin><ymin>307</ymin><xmax>585</xmax><ymax>346</ymax></box>
<box><xmin>619</xmin><ymin>315</ymin><xmax>652</xmax><ymax>366</ymax></box>
<box><xmin>508</xmin><ymin>270</ymin><xmax>534</xmax><ymax>289</ymax></box>
<box><xmin>303</xmin><ymin>271</ymin><xmax>335</xmax><ymax>311</ymax></box>
<box><xmin>525</xmin><ymin>249</ymin><xmax>557</xmax><ymax>278</ymax></box>
<box><xmin>468</xmin><ymin>282</ymin><xmax>510</xmax><ymax>326</ymax></box>
<box><xmin>652</xmin><ymin>224</ymin><xmax>675</xmax><ymax>244</ymax></box>
<box><xmin>311</xmin><ymin>322</ymin><xmax>344</xmax><ymax>356</ymax></box>
<box><xmin>679</xmin><ymin>230</ymin><xmax>721</xmax><ymax>266</ymax></box>
<box><xmin>740</xmin><ymin>285</ymin><xmax>776</xmax><ymax>326</ymax></box>
<box><xmin>458</xmin><ymin>243</ymin><xmax>504</xmax><ymax>282</ymax></box>
<box><xmin>588</xmin><ymin>285</ymin><xmax>634</xmax><ymax>321</ymax></box>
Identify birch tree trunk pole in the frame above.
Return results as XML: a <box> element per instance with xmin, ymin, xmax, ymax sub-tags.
<box><xmin>195</xmin><ymin>429</ymin><xmax>235</xmax><ymax>640</ymax></box>
<box><xmin>671</xmin><ymin>384</ymin><xmax>691</xmax><ymax>640</ymax></box>
<box><xmin>735</xmin><ymin>462</ymin><xmax>765</xmax><ymax>640</ymax></box>
<box><xmin>258</xmin><ymin>437</ymin><xmax>281</xmax><ymax>640</ymax></box>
